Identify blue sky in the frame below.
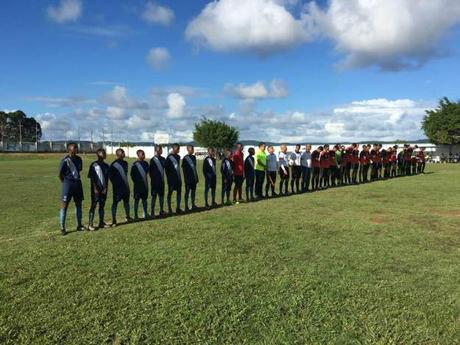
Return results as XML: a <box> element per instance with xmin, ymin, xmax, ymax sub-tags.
<box><xmin>1</xmin><ymin>0</ymin><xmax>460</xmax><ymax>143</ymax></box>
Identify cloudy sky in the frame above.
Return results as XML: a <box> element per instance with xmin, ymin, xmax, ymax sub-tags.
<box><xmin>2</xmin><ymin>0</ymin><xmax>460</xmax><ymax>143</ymax></box>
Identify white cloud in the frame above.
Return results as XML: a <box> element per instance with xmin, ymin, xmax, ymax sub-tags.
<box><xmin>101</xmin><ymin>86</ymin><xmax>149</xmax><ymax>109</ymax></box>
<box><xmin>167</xmin><ymin>93</ymin><xmax>186</xmax><ymax>119</ymax></box>
<box><xmin>186</xmin><ymin>0</ymin><xmax>311</xmax><ymax>55</ymax></box>
<box><xmin>142</xmin><ymin>2</ymin><xmax>175</xmax><ymax>26</ymax></box>
<box><xmin>47</xmin><ymin>0</ymin><xmax>82</xmax><ymax>24</ymax></box>
<box><xmin>146</xmin><ymin>47</ymin><xmax>171</xmax><ymax>71</ymax></box>
<box><xmin>305</xmin><ymin>0</ymin><xmax>460</xmax><ymax>70</ymax></box>
<box><xmin>225</xmin><ymin>79</ymin><xmax>288</xmax><ymax>99</ymax></box>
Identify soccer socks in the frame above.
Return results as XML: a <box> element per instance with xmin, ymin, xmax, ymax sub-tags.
<box><xmin>191</xmin><ymin>189</ymin><xmax>196</xmax><ymax>208</ymax></box>
<box><xmin>141</xmin><ymin>199</ymin><xmax>148</xmax><ymax>218</ymax></box>
<box><xmin>88</xmin><ymin>208</ymin><xmax>95</xmax><ymax>226</ymax></box>
<box><xmin>111</xmin><ymin>202</ymin><xmax>118</xmax><ymax>224</ymax></box>
<box><xmin>59</xmin><ymin>207</ymin><xmax>67</xmax><ymax>229</ymax></box>
<box><xmin>75</xmin><ymin>204</ymin><xmax>82</xmax><ymax>227</ymax></box>
<box><xmin>134</xmin><ymin>199</ymin><xmax>139</xmax><ymax>218</ymax></box>
<box><xmin>185</xmin><ymin>188</ymin><xmax>190</xmax><ymax>209</ymax></box>
<box><xmin>98</xmin><ymin>203</ymin><xmax>105</xmax><ymax>226</ymax></box>
<box><xmin>123</xmin><ymin>201</ymin><xmax>130</xmax><ymax>219</ymax></box>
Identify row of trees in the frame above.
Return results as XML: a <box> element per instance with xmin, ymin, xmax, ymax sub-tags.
<box><xmin>0</xmin><ymin>111</ymin><xmax>42</xmax><ymax>143</ymax></box>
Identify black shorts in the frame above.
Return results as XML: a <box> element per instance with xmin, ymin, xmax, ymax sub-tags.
<box><xmin>205</xmin><ymin>178</ymin><xmax>216</xmax><ymax>190</ymax></box>
<box><xmin>292</xmin><ymin>166</ymin><xmax>302</xmax><ymax>179</ymax></box>
<box><xmin>279</xmin><ymin>167</ymin><xmax>290</xmax><ymax>179</ymax></box>
<box><xmin>90</xmin><ymin>190</ymin><xmax>107</xmax><ymax>204</ymax></box>
<box><xmin>113</xmin><ymin>193</ymin><xmax>129</xmax><ymax>203</ymax></box>
<box><xmin>185</xmin><ymin>182</ymin><xmax>197</xmax><ymax>191</ymax></box>
<box><xmin>234</xmin><ymin>175</ymin><xmax>244</xmax><ymax>188</ymax></box>
<box><xmin>266</xmin><ymin>171</ymin><xmax>277</xmax><ymax>183</ymax></box>
<box><xmin>61</xmin><ymin>181</ymin><xmax>84</xmax><ymax>203</ymax></box>
<box><xmin>134</xmin><ymin>191</ymin><xmax>148</xmax><ymax>200</ymax></box>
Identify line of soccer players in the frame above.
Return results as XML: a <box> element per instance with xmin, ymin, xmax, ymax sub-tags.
<box><xmin>58</xmin><ymin>142</ymin><xmax>426</xmax><ymax>235</ymax></box>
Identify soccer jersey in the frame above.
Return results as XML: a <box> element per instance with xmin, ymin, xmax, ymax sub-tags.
<box><xmin>182</xmin><ymin>154</ymin><xmax>198</xmax><ymax>186</ymax></box>
<box><xmin>311</xmin><ymin>150</ymin><xmax>320</xmax><ymax>168</ymax></box>
<box><xmin>165</xmin><ymin>153</ymin><xmax>182</xmax><ymax>188</ymax></box>
<box><xmin>232</xmin><ymin>150</ymin><xmax>244</xmax><ymax>176</ymax></box>
<box><xmin>244</xmin><ymin>156</ymin><xmax>255</xmax><ymax>179</ymax></box>
<box><xmin>255</xmin><ymin>150</ymin><xmax>267</xmax><ymax>171</ymax></box>
<box><xmin>88</xmin><ymin>160</ymin><xmax>109</xmax><ymax>192</ymax></box>
<box><xmin>301</xmin><ymin>151</ymin><xmax>312</xmax><ymax>168</ymax></box>
<box><xmin>221</xmin><ymin>158</ymin><xmax>234</xmax><ymax>181</ymax></box>
<box><xmin>203</xmin><ymin>156</ymin><xmax>216</xmax><ymax>180</ymax></box>
<box><xmin>290</xmin><ymin>152</ymin><xmax>302</xmax><ymax>166</ymax></box>
<box><xmin>59</xmin><ymin>155</ymin><xmax>83</xmax><ymax>182</ymax></box>
<box><xmin>109</xmin><ymin>159</ymin><xmax>130</xmax><ymax>196</ymax></box>
<box><xmin>131</xmin><ymin>160</ymin><xmax>149</xmax><ymax>198</ymax></box>
<box><xmin>266</xmin><ymin>153</ymin><xmax>278</xmax><ymax>172</ymax></box>
<box><xmin>360</xmin><ymin>151</ymin><xmax>370</xmax><ymax>165</ymax></box>
<box><xmin>319</xmin><ymin>151</ymin><xmax>330</xmax><ymax>168</ymax></box>
<box><xmin>149</xmin><ymin>155</ymin><xmax>166</xmax><ymax>192</ymax></box>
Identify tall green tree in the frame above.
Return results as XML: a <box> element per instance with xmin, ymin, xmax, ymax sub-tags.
<box><xmin>193</xmin><ymin>118</ymin><xmax>239</xmax><ymax>153</ymax></box>
<box><xmin>0</xmin><ymin>110</ymin><xmax>42</xmax><ymax>143</ymax></box>
<box><xmin>422</xmin><ymin>98</ymin><xmax>460</xmax><ymax>151</ymax></box>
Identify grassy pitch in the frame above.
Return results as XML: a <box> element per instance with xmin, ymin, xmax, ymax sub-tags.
<box><xmin>0</xmin><ymin>153</ymin><xmax>459</xmax><ymax>344</ymax></box>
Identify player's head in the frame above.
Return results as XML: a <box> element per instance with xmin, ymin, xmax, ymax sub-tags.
<box><xmin>318</xmin><ymin>146</ymin><xmax>323</xmax><ymax>151</ymax></box>
<box><xmin>116</xmin><ymin>148</ymin><xmax>125</xmax><ymax>159</ymax></box>
<box><xmin>324</xmin><ymin>144</ymin><xmax>329</xmax><ymax>150</ymax></box>
<box><xmin>295</xmin><ymin>144</ymin><xmax>301</xmax><ymax>152</ymax></box>
<box><xmin>341</xmin><ymin>145</ymin><xmax>345</xmax><ymax>150</ymax></box>
<box><xmin>171</xmin><ymin>143</ymin><xmax>180</xmax><ymax>154</ymax></box>
<box><xmin>67</xmin><ymin>142</ymin><xmax>78</xmax><ymax>156</ymax></box>
<box><xmin>187</xmin><ymin>144</ymin><xmax>194</xmax><ymax>155</ymax></box>
<box><xmin>268</xmin><ymin>145</ymin><xmax>274</xmax><ymax>154</ymax></box>
<box><xmin>155</xmin><ymin>144</ymin><xmax>163</xmax><ymax>156</ymax></box>
<box><xmin>236</xmin><ymin>142</ymin><xmax>243</xmax><ymax>152</ymax></box>
<box><xmin>306</xmin><ymin>144</ymin><xmax>312</xmax><ymax>151</ymax></box>
<box><xmin>280</xmin><ymin>144</ymin><xmax>287</xmax><ymax>153</ymax></box>
<box><xmin>207</xmin><ymin>147</ymin><xmax>215</xmax><ymax>156</ymax></box>
<box><xmin>258</xmin><ymin>142</ymin><xmax>266</xmax><ymax>151</ymax></box>
<box><xmin>136</xmin><ymin>149</ymin><xmax>145</xmax><ymax>160</ymax></box>
<box><xmin>224</xmin><ymin>148</ymin><xmax>232</xmax><ymax>158</ymax></box>
<box><xmin>248</xmin><ymin>147</ymin><xmax>255</xmax><ymax>156</ymax></box>
<box><xmin>96</xmin><ymin>148</ymin><xmax>106</xmax><ymax>160</ymax></box>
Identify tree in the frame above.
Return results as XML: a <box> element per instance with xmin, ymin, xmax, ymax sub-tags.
<box><xmin>193</xmin><ymin>118</ymin><xmax>239</xmax><ymax>154</ymax></box>
<box><xmin>0</xmin><ymin>110</ymin><xmax>42</xmax><ymax>143</ymax></box>
<box><xmin>422</xmin><ymin>98</ymin><xmax>460</xmax><ymax>151</ymax></box>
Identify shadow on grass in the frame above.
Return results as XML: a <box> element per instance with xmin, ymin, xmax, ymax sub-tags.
<box><xmin>61</xmin><ymin>172</ymin><xmax>435</xmax><ymax>236</ymax></box>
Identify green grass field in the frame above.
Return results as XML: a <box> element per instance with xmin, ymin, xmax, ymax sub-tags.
<box><xmin>0</xmin><ymin>153</ymin><xmax>459</xmax><ymax>344</ymax></box>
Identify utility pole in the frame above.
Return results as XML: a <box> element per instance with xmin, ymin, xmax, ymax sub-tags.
<box><xmin>18</xmin><ymin>120</ymin><xmax>22</xmax><ymax>151</ymax></box>
<box><xmin>90</xmin><ymin>129</ymin><xmax>94</xmax><ymax>152</ymax></box>
<box><xmin>35</xmin><ymin>122</ymin><xmax>39</xmax><ymax>152</ymax></box>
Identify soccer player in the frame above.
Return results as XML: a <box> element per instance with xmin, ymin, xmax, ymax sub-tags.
<box><xmin>232</xmin><ymin>143</ymin><xmax>244</xmax><ymax>204</ymax></box>
<box><xmin>58</xmin><ymin>143</ymin><xmax>84</xmax><ymax>235</ymax></box>
<box><xmin>329</xmin><ymin>145</ymin><xmax>338</xmax><ymax>187</ymax></box>
<box><xmin>404</xmin><ymin>144</ymin><xmax>413</xmax><ymax>176</ymax></box>
<box><xmin>203</xmin><ymin>147</ymin><xmax>217</xmax><ymax>208</ymax></box>
<box><xmin>221</xmin><ymin>148</ymin><xmax>234</xmax><ymax>205</ymax></box>
<box><xmin>350</xmin><ymin>143</ymin><xmax>360</xmax><ymax>184</ymax></box>
<box><xmin>244</xmin><ymin>147</ymin><xmax>256</xmax><ymax>201</ymax></box>
<box><xmin>319</xmin><ymin>144</ymin><xmax>330</xmax><ymax>189</ymax></box>
<box><xmin>334</xmin><ymin>144</ymin><xmax>343</xmax><ymax>185</ymax></box>
<box><xmin>359</xmin><ymin>144</ymin><xmax>370</xmax><ymax>183</ymax></box>
<box><xmin>182</xmin><ymin>145</ymin><xmax>198</xmax><ymax>212</ymax></box>
<box><xmin>370</xmin><ymin>144</ymin><xmax>379</xmax><ymax>181</ymax></box>
<box><xmin>301</xmin><ymin>144</ymin><xmax>312</xmax><ymax>192</ymax></box>
<box><xmin>265</xmin><ymin>145</ymin><xmax>278</xmax><ymax>197</ymax></box>
<box><xmin>109</xmin><ymin>148</ymin><xmax>132</xmax><ymax>226</ymax></box>
<box><xmin>397</xmin><ymin>146</ymin><xmax>404</xmax><ymax>176</ymax></box>
<box><xmin>342</xmin><ymin>145</ymin><xmax>352</xmax><ymax>185</ymax></box>
<box><xmin>381</xmin><ymin>146</ymin><xmax>390</xmax><ymax>178</ymax></box>
<box><xmin>149</xmin><ymin>145</ymin><xmax>166</xmax><ymax>218</ymax></box>
<box><xmin>130</xmin><ymin>149</ymin><xmax>149</xmax><ymax>220</ymax></box>
<box><xmin>311</xmin><ymin>146</ymin><xmax>322</xmax><ymax>191</ymax></box>
<box><xmin>389</xmin><ymin>146</ymin><xmax>398</xmax><ymax>178</ymax></box>
<box><xmin>417</xmin><ymin>147</ymin><xmax>426</xmax><ymax>173</ymax></box>
<box><xmin>255</xmin><ymin>142</ymin><xmax>267</xmax><ymax>199</ymax></box>
<box><xmin>289</xmin><ymin>144</ymin><xmax>302</xmax><ymax>193</ymax></box>
<box><xmin>411</xmin><ymin>145</ymin><xmax>418</xmax><ymax>175</ymax></box>
<box><xmin>165</xmin><ymin>143</ymin><xmax>182</xmax><ymax>215</ymax></box>
<box><xmin>278</xmin><ymin>144</ymin><xmax>289</xmax><ymax>195</ymax></box>
<box><xmin>87</xmin><ymin>148</ymin><xmax>109</xmax><ymax>231</ymax></box>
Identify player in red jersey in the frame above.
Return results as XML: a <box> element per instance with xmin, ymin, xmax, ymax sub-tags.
<box><xmin>311</xmin><ymin>146</ymin><xmax>322</xmax><ymax>190</ymax></box>
<box><xmin>417</xmin><ymin>147</ymin><xmax>426</xmax><ymax>174</ymax></box>
<box><xmin>359</xmin><ymin>144</ymin><xmax>370</xmax><ymax>183</ymax></box>
<box><xmin>350</xmin><ymin>143</ymin><xmax>360</xmax><ymax>184</ymax></box>
<box><xmin>319</xmin><ymin>144</ymin><xmax>330</xmax><ymax>188</ymax></box>
<box><xmin>232</xmin><ymin>143</ymin><xmax>244</xmax><ymax>204</ymax></box>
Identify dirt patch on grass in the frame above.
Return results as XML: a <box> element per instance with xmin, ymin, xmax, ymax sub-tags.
<box><xmin>370</xmin><ymin>216</ymin><xmax>388</xmax><ymax>224</ymax></box>
<box><xmin>435</xmin><ymin>210</ymin><xmax>460</xmax><ymax>218</ymax></box>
